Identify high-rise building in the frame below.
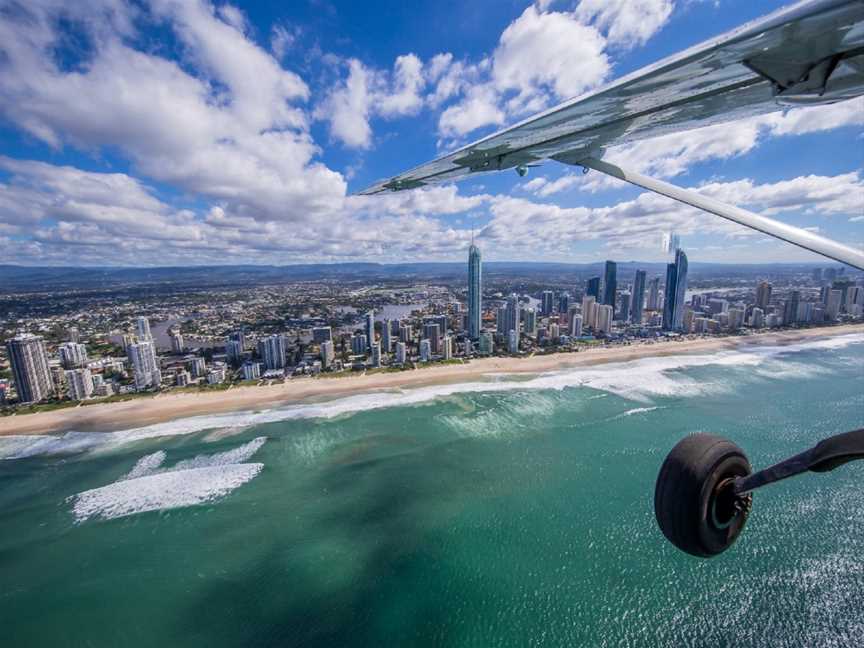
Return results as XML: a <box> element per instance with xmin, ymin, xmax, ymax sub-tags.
<box><xmin>751</xmin><ymin>307</ymin><xmax>765</xmax><ymax>328</ymax></box>
<box><xmin>242</xmin><ymin>362</ymin><xmax>261</xmax><ymax>381</ymax></box>
<box><xmin>541</xmin><ymin>290</ymin><xmax>554</xmax><ymax>316</ymax></box>
<box><xmin>631</xmin><ymin>270</ymin><xmax>646</xmax><ymax>324</ymax></box>
<box><xmin>582</xmin><ymin>295</ymin><xmax>596</xmax><ymax>329</ymax></box>
<box><xmin>508</xmin><ymin>329</ymin><xmax>519</xmax><ymax>353</ymax></box>
<box><xmin>66</xmin><ymin>368</ymin><xmax>94</xmax><ymax>400</ymax></box>
<box><xmin>169</xmin><ymin>329</ymin><xmax>185</xmax><ymax>354</ymax></box>
<box><xmin>399</xmin><ymin>324</ymin><xmax>412</xmax><ymax>343</ymax></box>
<box><xmin>351</xmin><ymin>334</ymin><xmax>367</xmax><ymax>355</ymax></box>
<box><xmin>662</xmin><ymin>249</ymin><xmax>688</xmax><ymax>331</ymax></box>
<box><xmin>443</xmin><ymin>336</ymin><xmax>453</xmax><ymax>360</ymax></box>
<box><xmin>423</xmin><ymin>322</ymin><xmax>441</xmax><ymax>354</ymax></box>
<box><xmin>365</xmin><ymin>311</ymin><xmax>375</xmax><ymax>351</ymax></box>
<box><xmin>496</xmin><ymin>305</ymin><xmax>509</xmax><ymax>336</ymax></box>
<box><xmin>617</xmin><ymin>291</ymin><xmax>631</xmax><ymax>323</ymax></box>
<box><xmin>728</xmin><ymin>308</ymin><xmax>745</xmax><ymax>330</ymax></box>
<box><xmin>381</xmin><ymin>319</ymin><xmax>393</xmax><ymax>352</ymax></box>
<box><xmin>312</xmin><ymin>327</ymin><xmax>332</xmax><ymax>344</ymax></box>
<box><xmin>783</xmin><ymin>290</ymin><xmax>800</xmax><ymax>325</ymax></box>
<box><xmin>595</xmin><ymin>304</ymin><xmax>613</xmax><ymax>335</ymax></box>
<box><xmin>523</xmin><ymin>308</ymin><xmax>537</xmax><ymax>336</ymax></box>
<box><xmin>67</xmin><ymin>327</ymin><xmax>80</xmax><ymax>343</ymax></box>
<box><xmin>569</xmin><ymin>314</ymin><xmax>583</xmax><ymax>337</ymax></box>
<box><xmin>505</xmin><ymin>294</ymin><xmax>520</xmax><ymax>336</ymax></box>
<box><xmin>826</xmin><ymin>289</ymin><xmax>842</xmax><ymax>319</ymax></box>
<box><xmin>189</xmin><ymin>357</ymin><xmax>207</xmax><ymax>378</ymax></box>
<box><xmin>371</xmin><ymin>343</ymin><xmax>381</xmax><ymax>367</ymax></box>
<box><xmin>136</xmin><ymin>316</ymin><xmax>152</xmax><ymax>341</ymax></box>
<box><xmin>395</xmin><ymin>341</ymin><xmax>407</xmax><ymax>365</ymax></box>
<box><xmin>468</xmin><ymin>244</ymin><xmax>482</xmax><ymax>339</ymax></box>
<box><xmin>558</xmin><ymin>293</ymin><xmax>570</xmax><ymax>316</ymax></box>
<box><xmin>7</xmin><ymin>334</ymin><xmax>54</xmax><ymax>403</ymax></box>
<box><xmin>258</xmin><ymin>335</ymin><xmax>287</xmax><ymax>370</ymax></box>
<box><xmin>419</xmin><ymin>339</ymin><xmax>431</xmax><ymax>362</ymax></box>
<box><xmin>647</xmin><ymin>277</ymin><xmax>661</xmax><ymax>310</ymax></box>
<box><xmin>586</xmin><ymin>276</ymin><xmax>601</xmax><ymax>300</ymax></box>
<box><xmin>59</xmin><ymin>342</ymin><xmax>88</xmax><ymax>369</ymax></box>
<box><xmin>225</xmin><ymin>338</ymin><xmax>244</xmax><ymax>366</ymax></box>
<box><xmin>127</xmin><ymin>340</ymin><xmax>161</xmax><ymax>389</ymax></box>
<box><xmin>756</xmin><ymin>281</ymin><xmax>772</xmax><ymax>311</ymax></box>
<box><xmin>321</xmin><ymin>340</ymin><xmax>335</xmax><ymax>368</ymax></box>
<box><xmin>603</xmin><ymin>261</ymin><xmax>618</xmax><ymax>316</ymax></box>
<box><xmin>479</xmin><ymin>331</ymin><xmax>494</xmax><ymax>355</ymax></box>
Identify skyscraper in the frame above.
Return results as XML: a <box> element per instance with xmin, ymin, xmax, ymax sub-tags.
<box><xmin>7</xmin><ymin>334</ymin><xmax>53</xmax><ymax>403</ymax></box>
<box><xmin>136</xmin><ymin>316</ymin><xmax>152</xmax><ymax>341</ymax></box>
<box><xmin>581</xmin><ymin>295</ymin><xmax>596</xmax><ymax>329</ymax></box>
<box><xmin>662</xmin><ymin>249</ymin><xmax>688</xmax><ymax>331</ymax></box>
<box><xmin>756</xmin><ymin>281</ymin><xmax>772</xmax><ymax>311</ymax></box>
<box><xmin>423</xmin><ymin>322</ymin><xmax>441</xmax><ymax>354</ymax></box>
<box><xmin>647</xmin><ymin>277</ymin><xmax>661</xmax><ymax>310</ymax></box>
<box><xmin>558</xmin><ymin>293</ymin><xmax>570</xmax><ymax>315</ymax></box>
<box><xmin>505</xmin><ymin>294</ymin><xmax>520</xmax><ymax>336</ymax></box>
<box><xmin>382</xmin><ymin>319</ymin><xmax>393</xmax><ymax>352</ymax></box>
<box><xmin>631</xmin><ymin>270</ymin><xmax>646</xmax><ymax>324</ymax></box>
<box><xmin>570</xmin><ymin>314</ymin><xmax>583</xmax><ymax>337</ymax></box>
<box><xmin>258</xmin><ymin>335</ymin><xmax>287</xmax><ymax>370</ymax></box>
<box><xmin>365</xmin><ymin>311</ymin><xmax>375</xmax><ymax>351</ymax></box>
<box><xmin>586</xmin><ymin>276</ymin><xmax>601</xmax><ymax>300</ymax></box>
<box><xmin>603</xmin><ymin>261</ymin><xmax>617</xmax><ymax>317</ymax></box>
<box><xmin>783</xmin><ymin>290</ymin><xmax>800</xmax><ymax>325</ymax></box>
<box><xmin>468</xmin><ymin>244</ymin><xmax>482</xmax><ymax>340</ymax></box>
<box><xmin>523</xmin><ymin>308</ymin><xmax>537</xmax><ymax>336</ymax></box>
<box><xmin>127</xmin><ymin>340</ymin><xmax>161</xmax><ymax>389</ymax></box>
<box><xmin>320</xmin><ymin>340</ymin><xmax>335</xmax><ymax>368</ymax></box>
<box><xmin>169</xmin><ymin>329</ymin><xmax>185</xmax><ymax>354</ymax></box>
<box><xmin>541</xmin><ymin>290</ymin><xmax>554</xmax><ymax>316</ymax></box>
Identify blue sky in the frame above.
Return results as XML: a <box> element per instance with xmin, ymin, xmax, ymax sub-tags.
<box><xmin>0</xmin><ymin>0</ymin><xmax>861</xmax><ymax>267</ymax></box>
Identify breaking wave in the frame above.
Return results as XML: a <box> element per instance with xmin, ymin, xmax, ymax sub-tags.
<box><xmin>3</xmin><ymin>332</ymin><xmax>861</xmax><ymax>460</ymax></box>
<box><xmin>69</xmin><ymin>437</ymin><xmax>267</xmax><ymax>522</ymax></box>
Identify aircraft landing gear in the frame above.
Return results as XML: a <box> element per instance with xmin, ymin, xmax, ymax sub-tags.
<box><xmin>654</xmin><ymin>429</ymin><xmax>864</xmax><ymax>558</ymax></box>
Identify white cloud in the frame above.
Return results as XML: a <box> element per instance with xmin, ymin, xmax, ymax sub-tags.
<box><xmin>492</xmin><ymin>6</ymin><xmax>609</xmax><ymax>104</ymax></box>
<box><xmin>316</xmin><ymin>54</ymin><xmax>428</xmax><ymax>148</ymax></box>
<box><xmin>575</xmin><ymin>0</ymin><xmax>674</xmax><ymax>48</ymax></box>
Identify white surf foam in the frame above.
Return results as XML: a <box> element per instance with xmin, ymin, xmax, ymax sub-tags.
<box><xmin>69</xmin><ymin>437</ymin><xmax>267</xmax><ymax>522</ymax></box>
<box><xmin>71</xmin><ymin>464</ymin><xmax>263</xmax><ymax>522</ymax></box>
<box><xmin>4</xmin><ymin>332</ymin><xmax>861</xmax><ymax>460</ymax></box>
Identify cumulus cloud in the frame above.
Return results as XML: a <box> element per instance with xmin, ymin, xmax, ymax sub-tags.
<box><xmin>575</xmin><ymin>0</ymin><xmax>674</xmax><ymax>48</ymax></box>
<box><xmin>316</xmin><ymin>54</ymin><xmax>427</xmax><ymax>149</ymax></box>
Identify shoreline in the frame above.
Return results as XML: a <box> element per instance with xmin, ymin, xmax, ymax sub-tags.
<box><xmin>2</xmin><ymin>324</ymin><xmax>862</xmax><ymax>437</ymax></box>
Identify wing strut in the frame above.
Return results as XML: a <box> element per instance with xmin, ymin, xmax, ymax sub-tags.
<box><xmin>574</xmin><ymin>157</ymin><xmax>864</xmax><ymax>270</ymax></box>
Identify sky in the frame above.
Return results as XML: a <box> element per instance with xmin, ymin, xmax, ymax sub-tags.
<box><xmin>0</xmin><ymin>0</ymin><xmax>861</xmax><ymax>267</ymax></box>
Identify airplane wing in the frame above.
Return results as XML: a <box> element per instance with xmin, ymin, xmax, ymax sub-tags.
<box><xmin>358</xmin><ymin>0</ymin><xmax>864</xmax><ymax>195</ymax></box>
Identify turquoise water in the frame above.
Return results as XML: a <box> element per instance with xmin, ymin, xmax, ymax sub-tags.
<box><xmin>1</xmin><ymin>335</ymin><xmax>862</xmax><ymax>647</ymax></box>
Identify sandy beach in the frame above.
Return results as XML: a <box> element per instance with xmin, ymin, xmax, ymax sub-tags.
<box><xmin>2</xmin><ymin>324</ymin><xmax>862</xmax><ymax>437</ymax></box>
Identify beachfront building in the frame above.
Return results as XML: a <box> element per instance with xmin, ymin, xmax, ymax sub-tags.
<box><xmin>128</xmin><ymin>340</ymin><xmax>161</xmax><ymax>389</ymax></box>
<box><xmin>7</xmin><ymin>334</ymin><xmax>54</xmax><ymax>403</ymax></box>
<box><xmin>468</xmin><ymin>244</ymin><xmax>482</xmax><ymax>340</ymax></box>
<box><xmin>66</xmin><ymin>368</ymin><xmax>94</xmax><ymax>400</ymax></box>
<box><xmin>59</xmin><ymin>342</ymin><xmax>88</xmax><ymax>369</ymax></box>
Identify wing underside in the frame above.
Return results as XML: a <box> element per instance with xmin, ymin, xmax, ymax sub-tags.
<box><xmin>359</xmin><ymin>0</ymin><xmax>864</xmax><ymax>195</ymax></box>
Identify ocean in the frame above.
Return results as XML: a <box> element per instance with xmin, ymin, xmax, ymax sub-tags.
<box><xmin>1</xmin><ymin>334</ymin><xmax>862</xmax><ymax>647</ymax></box>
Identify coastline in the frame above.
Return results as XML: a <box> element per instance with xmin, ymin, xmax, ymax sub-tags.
<box><xmin>2</xmin><ymin>324</ymin><xmax>862</xmax><ymax>437</ymax></box>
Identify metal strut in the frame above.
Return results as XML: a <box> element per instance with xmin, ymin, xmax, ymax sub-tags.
<box><xmin>576</xmin><ymin>157</ymin><xmax>864</xmax><ymax>270</ymax></box>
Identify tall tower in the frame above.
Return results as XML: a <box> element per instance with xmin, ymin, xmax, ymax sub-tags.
<box><xmin>136</xmin><ymin>316</ymin><xmax>152</xmax><ymax>341</ymax></box>
<box><xmin>756</xmin><ymin>281</ymin><xmax>772</xmax><ymax>311</ymax></box>
<box><xmin>631</xmin><ymin>270</ymin><xmax>647</xmax><ymax>324</ymax></box>
<box><xmin>7</xmin><ymin>334</ymin><xmax>53</xmax><ymax>403</ymax></box>
<box><xmin>663</xmin><ymin>249</ymin><xmax>689</xmax><ymax>331</ymax></box>
<box><xmin>365</xmin><ymin>310</ymin><xmax>375</xmax><ymax>351</ymax></box>
<box><xmin>603</xmin><ymin>260</ymin><xmax>618</xmax><ymax>316</ymax></box>
<box><xmin>468</xmin><ymin>244</ymin><xmax>482</xmax><ymax>340</ymax></box>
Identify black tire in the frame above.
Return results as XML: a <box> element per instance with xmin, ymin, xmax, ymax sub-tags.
<box><xmin>654</xmin><ymin>433</ymin><xmax>752</xmax><ymax>558</ymax></box>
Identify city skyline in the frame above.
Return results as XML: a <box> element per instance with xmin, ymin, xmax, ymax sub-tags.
<box><xmin>0</xmin><ymin>1</ymin><xmax>862</xmax><ymax>268</ymax></box>
<box><xmin>3</xmin><ymin>240</ymin><xmax>861</xmax><ymax>409</ymax></box>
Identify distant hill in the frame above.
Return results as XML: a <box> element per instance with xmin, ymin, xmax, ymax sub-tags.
<box><xmin>0</xmin><ymin>261</ymin><xmax>843</xmax><ymax>293</ymax></box>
